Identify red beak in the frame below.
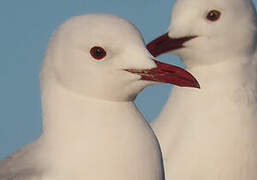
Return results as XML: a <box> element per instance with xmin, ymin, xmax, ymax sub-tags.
<box><xmin>146</xmin><ymin>32</ymin><xmax>196</xmax><ymax>57</ymax></box>
<box><xmin>125</xmin><ymin>59</ymin><xmax>200</xmax><ymax>88</ymax></box>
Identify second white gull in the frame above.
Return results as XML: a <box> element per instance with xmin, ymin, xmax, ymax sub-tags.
<box><xmin>147</xmin><ymin>0</ymin><xmax>257</xmax><ymax>179</ymax></box>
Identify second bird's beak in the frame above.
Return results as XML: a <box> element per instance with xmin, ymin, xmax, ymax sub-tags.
<box><xmin>125</xmin><ymin>59</ymin><xmax>200</xmax><ymax>88</ymax></box>
<box><xmin>146</xmin><ymin>32</ymin><xmax>196</xmax><ymax>57</ymax></box>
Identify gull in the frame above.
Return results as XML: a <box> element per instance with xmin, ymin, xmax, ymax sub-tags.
<box><xmin>0</xmin><ymin>13</ymin><xmax>199</xmax><ymax>180</ymax></box>
<box><xmin>147</xmin><ymin>0</ymin><xmax>257</xmax><ymax>179</ymax></box>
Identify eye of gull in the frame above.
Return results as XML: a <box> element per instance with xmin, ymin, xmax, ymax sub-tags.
<box><xmin>90</xmin><ymin>46</ymin><xmax>107</xmax><ymax>60</ymax></box>
<box><xmin>206</xmin><ymin>10</ymin><xmax>221</xmax><ymax>21</ymax></box>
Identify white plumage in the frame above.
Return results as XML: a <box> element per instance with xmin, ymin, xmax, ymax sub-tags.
<box><xmin>148</xmin><ymin>0</ymin><xmax>257</xmax><ymax>179</ymax></box>
<box><xmin>0</xmin><ymin>14</ymin><xmax>167</xmax><ymax>180</ymax></box>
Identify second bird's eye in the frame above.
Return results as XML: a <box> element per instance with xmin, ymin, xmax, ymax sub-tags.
<box><xmin>206</xmin><ymin>10</ymin><xmax>221</xmax><ymax>21</ymax></box>
<box><xmin>90</xmin><ymin>46</ymin><xmax>107</xmax><ymax>60</ymax></box>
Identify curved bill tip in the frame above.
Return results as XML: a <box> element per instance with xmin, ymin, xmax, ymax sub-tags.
<box><xmin>148</xmin><ymin>60</ymin><xmax>200</xmax><ymax>89</ymax></box>
<box><xmin>125</xmin><ymin>59</ymin><xmax>200</xmax><ymax>89</ymax></box>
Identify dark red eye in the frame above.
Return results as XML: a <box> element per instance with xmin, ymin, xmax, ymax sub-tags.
<box><xmin>206</xmin><ymin>10</ymin><xmax>221</xmax><ymax>21</ymax></box>
<box><xmin>90</xmin><ymin>46</ymin><xmax>107</xmax><ymax>60</ymax></box>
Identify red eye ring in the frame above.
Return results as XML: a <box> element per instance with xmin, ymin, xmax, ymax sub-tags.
<box><xmin>90</xmin><ymin>46</ymin><xmax>107</xmax><ymax>60</ymax></box>
<box><xmin>206</xmin><ymin>10</ymin><xmax>221</xmax><ymax>21</ymax></box>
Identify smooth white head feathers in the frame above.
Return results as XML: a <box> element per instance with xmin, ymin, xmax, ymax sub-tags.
<box><xmin>40</xmin><ymin>14</ymin><xmax>156</xmax><ymax>101</ymax></box>
<box><xmin>40</xmin><ymin>14</ymin><xmax>200</xmax><ymax>101</ymax></box>
<box><xmin>147</xmin><ymin>0</ymin><xmax>257</xmax><ymax>68</ymax></box>
<box><xmin>169</xmin><ymin>0</ymin><xmax>257</xmax><ymax>66</ymax></box>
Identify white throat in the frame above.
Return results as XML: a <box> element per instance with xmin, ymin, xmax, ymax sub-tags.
<box><xmin>38</xmin><ymin>76</ymin><xmax>164</xmax><ymax>179</ymax></box>
<box><xmin>152</xmin><ymin>53</ymin><xmax>257</xmax><ymax>180</ymax></box>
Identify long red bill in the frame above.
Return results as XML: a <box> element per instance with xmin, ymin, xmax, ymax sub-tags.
<box><xmin>126</xmin><ymin>60</ymin><xmax>200</xmax><ymax>88</ymax></box>
<box><xmin>146</xmin><ymin>33</ymin><xmax>196</xmax><ymax>57</ymax></box>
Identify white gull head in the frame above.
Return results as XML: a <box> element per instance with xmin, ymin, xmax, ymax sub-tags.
<box><xmin>147</xmin><ymin>0</ymin><xmax>257</xmax><ymax>67</ymax></box>
<box><xmin>41</xmin><ymin>14</ymin><xmax>199</xmax><ymax>102</ymax></box>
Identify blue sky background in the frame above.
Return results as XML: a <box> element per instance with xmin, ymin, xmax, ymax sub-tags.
<box><xmin>1</xmin><ymin>0</ymin><xmax>257</xmax><ymax>159</ymax></box>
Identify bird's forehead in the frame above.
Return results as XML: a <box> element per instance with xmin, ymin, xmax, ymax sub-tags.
<box><xmin>171</xmin><ymin>0</ymin><xmax>220</xmax><ymax>21</ymax></box>
<box><xmin>170</xmin><ymin>0</ymin><xmax>254</xmax><ymax>26</ymax></box>
<box><xmin>57</xmin><ymin>14</ymin><xmax>143</xmax><ymax>45</ymax></box>
<box><xmin>173</xmin><ymin>0</ymin><xmax>250</xmax><ymax>11</ymax></box>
